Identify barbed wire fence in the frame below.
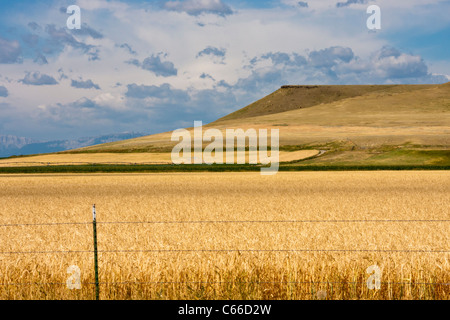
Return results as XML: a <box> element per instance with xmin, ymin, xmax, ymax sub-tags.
<box><xmin>0</xmin><ymin>205</ymin><xmax>449</xmax><ymax>299</ymax></box>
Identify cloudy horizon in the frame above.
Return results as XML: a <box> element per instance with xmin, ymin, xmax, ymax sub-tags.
<box><xmin>0</xmin><ymin>0</ymin><xmax>449</xmax><ymax>140</ymax></box>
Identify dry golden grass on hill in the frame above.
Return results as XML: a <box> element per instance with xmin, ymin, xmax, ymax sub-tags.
<box><xmin>214</xmin><ymin>84</ymin><xmax>435</xmax><ymax>121</ymax></box>
<box><xmin>0</xmin><ymin>172</ymin><xmax>448</xmax><ymax>300</ymax></box>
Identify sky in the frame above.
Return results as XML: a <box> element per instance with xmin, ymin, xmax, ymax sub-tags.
<box><xmin>0</xmin><ymin>0</ymin><xmax>449</xmax><ymax>140</ymax></box>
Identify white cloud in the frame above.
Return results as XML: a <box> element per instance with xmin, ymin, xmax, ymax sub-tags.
<box><xmin>93</xmin><ymin>92</ymin><xmax>127</xmax><ymax>110</ymax></box>
<box><xmin>163</xmin><ymin>0</ymin><xmax>233</xmax><ymax>16</ymax></box>
<box><xmin>0</xmin><ymin>37</ymin><xmax>22</xmax><ymax>64</ymax></box>
<box><xmin>76</xmin><ymin>0</ymin><xmax>129</xmax><ymax>11</ymax></box>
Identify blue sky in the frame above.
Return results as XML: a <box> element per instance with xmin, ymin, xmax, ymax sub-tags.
<box><xmin>0</xmin><ymin>0</ymin><xmax>449</xmax><ymax>140</ymax></box>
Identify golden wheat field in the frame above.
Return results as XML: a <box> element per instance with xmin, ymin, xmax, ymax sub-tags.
<box><xmin>0</xmin><ymin>150</ymin><xmax>319</xmax><ymax>167</ymax></box>
<box><xmin>0</xmin><ymin>171</ymin><xmax>448</xmax><ymax>300</ymax></box>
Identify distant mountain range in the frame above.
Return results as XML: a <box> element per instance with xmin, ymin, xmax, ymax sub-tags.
<box><xmin>0</xmin><ymin>132</ymin><xmax>147</xmax><ymax>158</ymax></box>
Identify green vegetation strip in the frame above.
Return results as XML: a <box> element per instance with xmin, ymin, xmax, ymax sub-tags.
<box><xmin>0</xmin><ymin>164</ymin><xmax>448</xmax><ymax>173</ymax></box>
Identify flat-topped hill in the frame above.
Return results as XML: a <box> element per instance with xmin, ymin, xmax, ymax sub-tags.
<box><xmin>213</xmin><ymin>84</ymin><xmax>435</xmax><ymax>122</ymax></box>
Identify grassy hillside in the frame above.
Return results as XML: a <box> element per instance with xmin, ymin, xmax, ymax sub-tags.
<box><xmin>0</xmin><ymin>82</ymin><xmax>449</xmax><ymax>169</ymax></box>
<box><xmin>214</xmin><ymin>84</ymin><xmax>434</xmax><ymax>122</ymax></box>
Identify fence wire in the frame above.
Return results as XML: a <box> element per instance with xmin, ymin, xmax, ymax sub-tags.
<box><xmin>0</xmin><ymin>248</ymin><xmax>449</xmax><ymax>255</ymax></box>
<box><xmin>0</xmin><ymin>219</ymin><xmax>448</xmax><ymax>228</ymax></box>
<box><xmin>0</xmin><ymin>281</ymin><xmax>449</xmax><ymax>287</ymax></box>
